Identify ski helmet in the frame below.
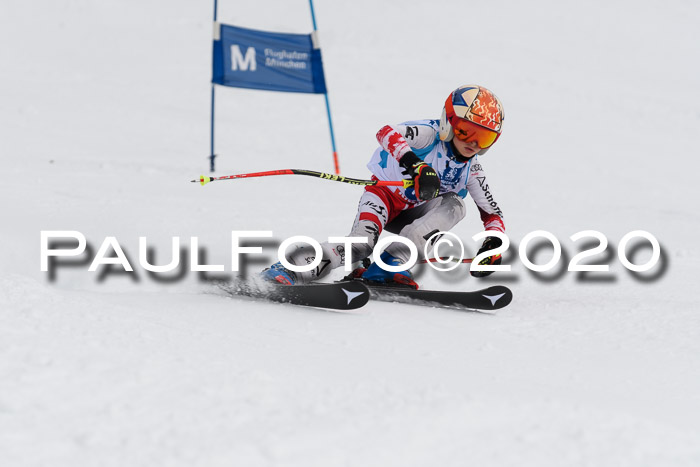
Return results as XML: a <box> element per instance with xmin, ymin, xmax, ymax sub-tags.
<box><xmin>439</xmin><ymin>85</ymin><xmax>504</xmax><ymax>155</ymax></box>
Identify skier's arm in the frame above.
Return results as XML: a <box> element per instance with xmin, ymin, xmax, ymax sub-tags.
<box><xmin>375</xmin><ymin>124</ymin><xmax>437</xmax><ymax>162</ymax></box>
<box><xmin>466</xmin><ymin>167</ymin><xmax>505</xmax><ymax>233</ymax></box>
<box><xmin>478</xmin><ymin>206</ymin><xmax>505</xmax><ymax>233</ymax></box>
<box><xmin>375</xmin><ymin>124</ymin><xmax>440</xmax><ymax>201</ymax></box>
<box><xmin>467</xmin><ymin>165</ymin><xmax>505</xmax><ymax>277</ymax></box>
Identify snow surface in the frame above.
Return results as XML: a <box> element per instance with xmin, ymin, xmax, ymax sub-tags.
<box><xmin>2</xmin><ymin>0</ymin><xmax>700</xmax><ymax>465</ymax></box>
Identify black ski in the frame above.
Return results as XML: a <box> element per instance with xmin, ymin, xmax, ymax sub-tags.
<box><xmin>217</xmin><ymin>279</ymin><xmax>370</xmax><ymax>311</ymax></box>
<box><xmin>347</xmin><ymin>280</ymin><xmax>513</xmax><ymax>312</ymax></box>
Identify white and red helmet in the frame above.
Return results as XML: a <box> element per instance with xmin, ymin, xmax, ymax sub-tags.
<box><xmin>439</xmin><ymin>85</ymin><xmax>505</xmax><ymax>155</ymax></box>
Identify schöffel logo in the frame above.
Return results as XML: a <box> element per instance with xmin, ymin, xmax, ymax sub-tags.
<box><xmin>477</xmin><ymin>176</ymin><xmax>503</xmax><ymax>217</ymax></box>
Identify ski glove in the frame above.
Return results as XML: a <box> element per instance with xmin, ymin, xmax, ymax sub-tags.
<box><xmin>399</xmin><ymin>151</ymin><xmax>440</xmax><ymax>202</ymax></box>
<box><xmin>470</xmin><ymin>236</ymin><xmax>503</xmax><ymax>278</ymax></box>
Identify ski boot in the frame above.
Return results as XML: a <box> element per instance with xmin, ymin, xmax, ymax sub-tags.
<box><xmin>359</xmin><ymin>252</ymin><xmax>419</xmax><ymax>289</ymax></box>
<box><xmin>341</xmin><ymin>257</ymin><xmax>369</xmax><ymax>282</ymax></box>
<box><xmin>260</xmin><ymin>262</ymin><xmax>297</xmax><ymax>285</ymax></box>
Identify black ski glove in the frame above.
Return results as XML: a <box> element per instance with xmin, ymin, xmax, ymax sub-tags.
<box><xmin>470</xmin><ymin>236</ymin><xmax>503</xmax><ymax>278</ymax></box>
<box><xmin>399</xmin><ymin>151</ymin><xmax>440</xmax><ymax>202</ymax></box>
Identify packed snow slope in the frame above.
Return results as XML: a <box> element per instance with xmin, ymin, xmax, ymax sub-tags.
<box><xmin>2</xmin><ymin>0</ymin><xmax>700</xmax><ymax>466</ymax></box>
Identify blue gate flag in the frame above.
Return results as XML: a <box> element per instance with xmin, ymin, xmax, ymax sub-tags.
<box><xmin>212</xmin><ymin>23</ymin><xmax>327</xmax><ymax>94</ymax></box>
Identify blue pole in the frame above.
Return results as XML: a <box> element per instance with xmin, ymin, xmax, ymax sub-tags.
<box><xmin>209</xmin><ymin>0</ymin><xmax>219</xmax><ymax>172</ymax></box>
<box><xmin>309</xmin><ymin>0</ymin><xmax>318</xmax><ymax>29</ymax></box>
<box><xmin>309</xmin><ymin>0</ymin><xmax>340</xmax><ymax>174</ymax></box>
<box><xmin>210</xmin><ymin>86</ymin><xmax>216</xmax><ymax>172</ymax></box>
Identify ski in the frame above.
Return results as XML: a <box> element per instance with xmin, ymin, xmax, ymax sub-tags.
<box><xmin>216</xmin><ymin>279</ymin><xmax>371</xmax><ymax>311</ymax></box>
<box><xmin>343</xmin><ymin>280</ymin><xmax>513</xmax><ymax>312</ymax></box>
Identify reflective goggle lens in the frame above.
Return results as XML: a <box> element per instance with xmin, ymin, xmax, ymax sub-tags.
<box><xmin>452</xmin><ymin>119</ymin><xmax>499</xmax><ymax>148</ymax></box>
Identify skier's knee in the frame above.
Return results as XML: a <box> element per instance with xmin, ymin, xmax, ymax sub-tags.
<box><xmin>347</xmin><ymin>219</ymin><xmax>381</xmax><ymax>258</ymax></box>
<box><xmin>439</xmin><ymin>192</ymin><xmax>467</xmax><ymax>220</ymax></box>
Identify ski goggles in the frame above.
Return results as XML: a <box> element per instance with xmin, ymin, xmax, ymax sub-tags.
<box><xmin>452</xmin><ymin>118</ymin><xmax>500</xmax><ymax>149</ymax></box>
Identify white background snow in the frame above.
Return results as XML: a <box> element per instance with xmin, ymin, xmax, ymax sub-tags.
<box><xmin>2</xmin><ymin>0</ymin><xmax>699</xmax><ymax>465</ymax></box>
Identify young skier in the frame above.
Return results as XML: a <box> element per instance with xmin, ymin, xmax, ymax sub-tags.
<box><xmin>262</xmin><ymin>84</ymin><xmax>506</xmax><ymax>288</ymax></box>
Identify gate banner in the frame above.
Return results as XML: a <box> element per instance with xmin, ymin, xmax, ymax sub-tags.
<box><xmin>212</xmin><ymin>23</ymin><xmax>327</xmax><ymax>94</ymax></box>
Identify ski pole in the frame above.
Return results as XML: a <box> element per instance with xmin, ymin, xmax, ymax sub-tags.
<box><xmin>191</xmin><ymin>169</ymin><xmax>414</xmax><ymax>188</ymax></box>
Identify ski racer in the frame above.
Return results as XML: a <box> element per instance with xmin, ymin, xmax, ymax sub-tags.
<box><xmin>262</xmin><ymin>84</ymin><xmax>506</xmax><ymax>288</ymax></box>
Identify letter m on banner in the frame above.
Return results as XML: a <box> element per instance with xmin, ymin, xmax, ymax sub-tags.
<box><xmin>209</xmin><ymin>15</ymin><xmax>339</xmax><ymax>174</ymax></box>
<box><xmin>230</xmin><ymin>44</ymin><xmax>256</xmax><ymax>71</ymax></box>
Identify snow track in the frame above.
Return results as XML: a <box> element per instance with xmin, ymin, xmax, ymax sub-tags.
<box><xmin>1</xmin><ymin>0</ymin><xmax>699</xmax><ymax>465</ymax></box>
